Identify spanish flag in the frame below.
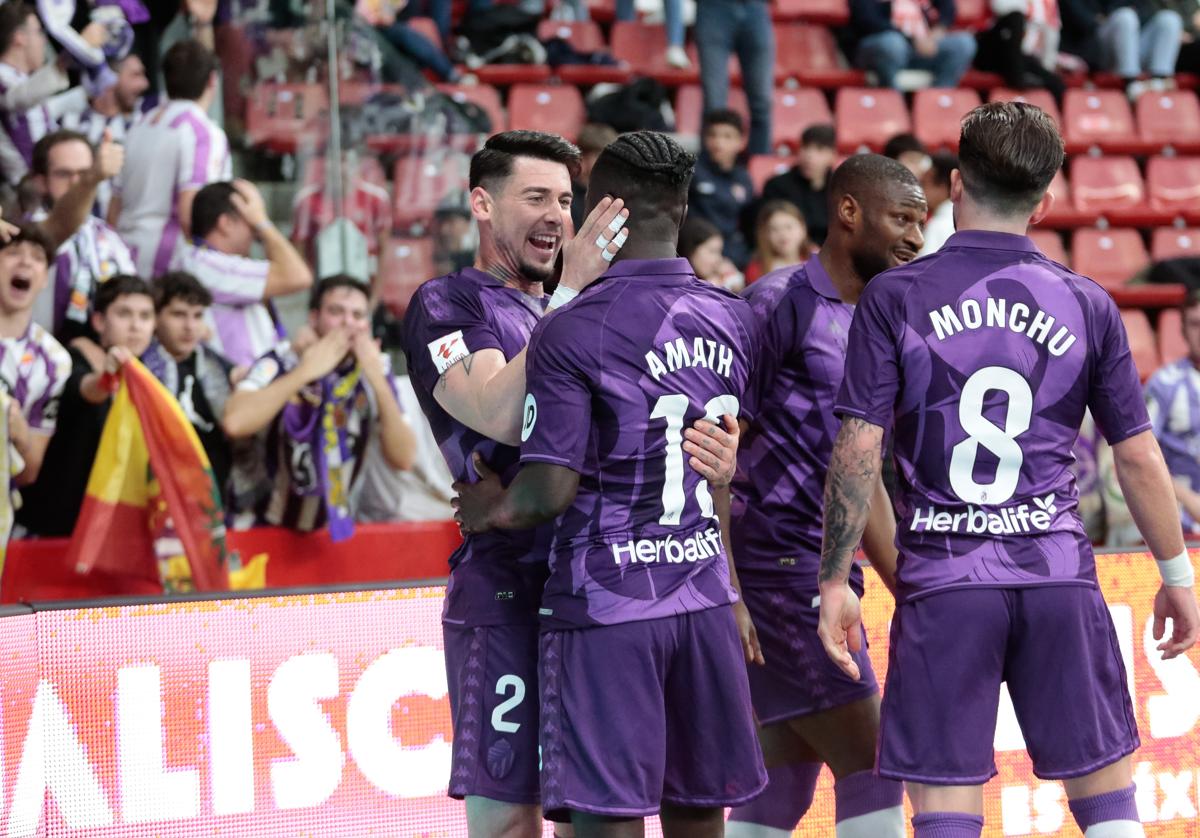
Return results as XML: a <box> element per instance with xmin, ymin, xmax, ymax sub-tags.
<box><xmin>66</xmin><ymin>359</ymin><xmax>229</xmax><ymax>592</ymax></box>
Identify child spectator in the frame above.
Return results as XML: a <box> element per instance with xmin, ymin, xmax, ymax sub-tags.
<box><xmin>221</xmin><ymin>275</ymin><xmax>415</xmax><ymax>537</ymax></box>
<box><xmin>884</xmin><ymin>132</ymin><xmax>932</xmax><ymax>177</ymax></box>
<box><xmin>760</xmin><ymin>124</ymin><xmax>836</xmax><ymax>246</ymax></box>
<box><xmin>29</xmin><ymin>129</ymin><xmax>133</xmax><ymax>344</ymax></box>
<box><xmin>679</xmin><ymin>215</ymin><xmax>744</xmax><ymax>291</ymax></box>
<box><xmin>17</xmin><ymin>274</ymin><xmax>154</xmax><ymax>537</ymax></box>
<box><xmin>744</xmin><ymin>200</ymin><xmax>814</xmax><ymax>284</ymax></box>
<box><xmin>175</xmin><ymin>179</ymin><xmax>313</xmax><ymax>367</ymax></box>
<box><xmin>0</xmin><ymin>224</ymin><xmax>70</xmax><ymax>488</ymax></box>
<box><xmin>688</xmin><ymin>109</ymin><xmax>753</xmax><ymax>269</ymax></box>
<box><xmin>142</xmin><ymin>271</ymin><xmax>236</xmax><ymax>506</ymax></box>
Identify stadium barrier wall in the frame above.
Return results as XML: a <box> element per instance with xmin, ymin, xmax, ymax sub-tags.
<box><xmin>0</xmin><ymin>551</ymin><xmax>1196</xmax><ymax>836</ymax></box>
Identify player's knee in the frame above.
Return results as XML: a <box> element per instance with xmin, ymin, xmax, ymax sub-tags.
<box><xmin>465</xmin><ymin>797</ymin><xmax>540</xmax><ymax>838</ymax></box>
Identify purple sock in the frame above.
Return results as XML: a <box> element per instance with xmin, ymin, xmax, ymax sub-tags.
<box><xmin>727</xmin><ymin>762</ymin><xmax>822</xmax><ymax>830</ymax></box>
<box><xmin>912</xmin><ymin>812</ymin><xmax>985</xmax><ymax>838</ymax></box>
<box><xmin>1068</xmin><ymin>785</ymin><xmax>1140</xmax><ymax>832</ymax></box>
<box><xmin>834</xmin><ymin>769</ymin><xmax>904</xmax><ymax>823</ymax></box>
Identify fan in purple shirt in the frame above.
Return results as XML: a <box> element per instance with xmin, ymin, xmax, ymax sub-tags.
<box><xmin>454</xmin><ymin>132</ymin><xmax>766</xmax><ymax>836</ymax></box>
<box><xmin>727</xmin><ymin>154</ymin><xmax>926</xmax><ymax>838</ymax></box>
<box><xmin>819</xmin><ymin>102</ymin><xmax>1200</xmax><ymax>838</ymax></box>
<box><xmin>402</xmin><ymin>131</ymin><xmax>741</xmax><ymax>837</ymax></box>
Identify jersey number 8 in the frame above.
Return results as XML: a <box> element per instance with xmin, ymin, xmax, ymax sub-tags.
<box><xmin>948</xmin><ymin>366</ymin><xmax>1033</xmax><ymax>505</ymax></box>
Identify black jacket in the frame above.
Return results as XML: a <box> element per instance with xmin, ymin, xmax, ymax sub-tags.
<box><xmin>760</xmin><ymin>168</ymin><xmax>831</xmax><ymax>246</ymax></box>
<box><xmin>687</xmin><ymin>152</ymin><xmax>755</xmax><ymax>268</ymax></box>
<box><xmin>847</xmin><ymin>0</ymin><xmax>960</xmax><ymax>48</ymax></box>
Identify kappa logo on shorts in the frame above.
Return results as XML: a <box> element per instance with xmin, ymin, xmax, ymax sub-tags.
<box><xmin>429</xmin><ymin>330</ymin><xmax>469</xmax><ymax>375</ymax></box>
<box><xmin>520</xmin><ymin>393</ymin><xmax>537</xmax><ymax>442</ymax></box>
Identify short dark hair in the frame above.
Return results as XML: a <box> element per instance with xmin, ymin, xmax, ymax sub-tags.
<box><xmin>883</xmin><ymin>133</ymin><xmax>927</xmax><ymax>160</ymax></box>
<box><xmin>162</xmin><ymin>39</ymin><xmax>217</xmax><ymax>101</ymax></box>
<box><xmin>0</xmin><ymin>223</ymin><xmax>54</xmax><ymax>263</ymax></box>
<box><xmin>678</xmin><ymin>216</ymin><xmax>722</xmax><ymax>260</ymax></box>
<box><xmin>577</xmin><ymin>123</ymin><xmax>618</xmax><ymax>155</ymax></box>
<box><xmin>958</xmin><ymin>101</ymin><xmax>1064</xmax><ymax>216</ymax></box>
<box><xmin>469</xmin><ymin>130</ymin><xmax>582</xmax><ymax>191</ymax></box>
<box><xmin>310</xmin><ymin>274</ymin><xmax>372</xmax><ymax>311</ymax></box>
<box><xmin>0</xmin><ymin>3</ymin><xmax>35</xmax><ymax>56</ymax></box>
<box><xmin>827</xmin><ymin>153</ymin><xmax>922</xmax><ymax>213</ymax></box>
<box><xmin>154</xmin><ymin>271</ymin><xmax>212</xmax><ymax>311</ymax></box>
<box><xmin>190</xmin><ymin>182</ymin><xmax>238</xmax><ymax>240</ymax></box>
<box><xmin>589</xmin><ymin>131</ymin><xmax>695</xmax><ymax>234</ymax></box>
<box><xmin>801</xmin><ymin>123</ymin><xmax>836</xmax><ymax>149</ymax></box>
<box><xmin>94</xmin><ymin>275</ymin><xmax>153</xmax><ymax>315</ymax></box>
<box><xmin>927</xmin><ymin>151</ymin><xmax>958</xmax><ymax>190</ymax></box>
<box><xmin>31</xmin><ymin>129</ymin><xmax>93</xmax><ymax>177</ymax></box>
<box><xmin>702</xmin><ymin>108</ymin><xmax>744</xmax><ymax>136</ymax></box>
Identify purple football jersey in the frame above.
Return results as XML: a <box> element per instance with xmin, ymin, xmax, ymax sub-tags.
<box><xmin>520</xmin><ymin>258</ymin><xmax>758</xmax><ymax>629</ymax></box>
<box><xmin>731</xmin><ymin>258</ymin><xmax>864</xmax><ymax>589</ymax></box>
<box><xmin>836</xmin><ymin>231</ymin><xmax>1151</xmax><ymax>601</ymax></box>
<box><xmin>403</xmin><ymin>268</ymin><xmax>552</xmax><ymax>627</ymax></box>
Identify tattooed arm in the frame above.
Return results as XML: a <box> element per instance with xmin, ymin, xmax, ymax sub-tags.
<box><xmin>817</xmin><ymin>416</ymin><xmax>885</xmax><ymax>680</ymax></box>
<box><xmin>434</xmin><ymin>346</ymin><xmax>531</xmax><ymax>446</ymax></box>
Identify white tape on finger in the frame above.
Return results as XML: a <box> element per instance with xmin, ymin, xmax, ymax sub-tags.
<box><xmin>608</xmin><ymin>213</ymin><xmax>628</xmax><ymax>234</ymax></box>
<box><xmin>594</xmin><ymin>234</ymin><xmax>610</xmax><ymax>249</ymax></box>
<box><xmin>612</xmin><ymin>228</ymin><xmax>629</xmax><ymax>248</ymax></box>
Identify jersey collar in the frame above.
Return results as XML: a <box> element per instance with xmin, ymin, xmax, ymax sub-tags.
<box><xmin>942</xmin><ymin>230</ymin><xmax>1040</xmax><ymax>253</ymax></box>
<box><xmin>602</xmin><ymin>257</ymin><xmax>695</xmax><ymax>280</ymax></box>
<box><xmin>804</xmin><ymin>254</ymin><xmax>841</xmax><ymax>301</ymax></box>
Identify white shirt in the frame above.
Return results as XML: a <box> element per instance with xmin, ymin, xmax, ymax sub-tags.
<box><xmin>116</xmin><ymin>99</ymin><xmax>231</xmax><ymax>279</ymax></box>
<box><xmin>173</xmin><ymin>241</ymin><xmax>277</xmax><ymax>368</ymax></box>
<box><xmin>919</xmin><ymin>200</ymin><xmax>956</xmax><ymax>257</ymax></box>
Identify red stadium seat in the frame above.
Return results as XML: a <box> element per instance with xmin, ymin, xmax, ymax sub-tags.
<box><xmin>1151</xmin><ymin>228</ymin><xmax>1200</xmax><ymax>261</ymax></box>
<box><xmin>437</xmin><ymin>83</ymin><xmax>508</xmax><ymax>133</ymax></box>
<box><xmin>773</xmin><ymin>0</ymin><xmax>850</xmax><ymax>25</ymax></box>
<box><xmin>538</xmin><ymin>20</ymin><xmax>631</xmax><ymax>84</ymax></box>
<box><xmin>675</xmin><ymin>85</ymin><xmax>749</xmax><ymax>140</ymax></box>
<box><xmin>989</xmin><ymin>88</ymin><xmax>1062</xmax><ymax>126</ymax></box>
<box><xmin>1120</xmin><ymin>309</ymin><xmax>1160</xmax><ymax>381</ymax></box>
<box><xmin>1070</xmin><ymin>156</ymin><xmax>1172</xmax><ymax>225</ymax></box>
<box><xmin>774</xmin><ymin>24</ymin><xmax>864</xmax><ymax>87</ymax></box>
<box><xmin>835</xmin><ymin>88</ymin><xmax>910</xmax><ymax>152</ymax></box>
<box><xmin>748</xmin><ymin>154</ymin><xmax>797</xmax><ymax>192</ymax></box>
<box><xmin>1040</xmin><ymin>168</ymin><xmax>1099</xmax><ymax>229</ymax></box>
<box><xmin>771</xmin><ymin>88</ymin><xmax>835</xmax><ymax>151</ymax></box>
<box><xmin>245</xmin><ymin>83</ymin><xmax>328</xmax><ymax>153</ymax></box>
<box><xmin>953</xmin><ymin>0</ymin><xmax>991</xmax><ymax>29</ymax></box>
<box><xmin>1028</xmin><ymin>229</ymin><xmax>1068</xmax><ymax>265</ymax></box>
<box><xmin>1136</xmin><ymin>90</ymin><xmax>1200</xmax><ymax>152</ymax></box>
<box><xmin>1062</xmin><ymin>90</ymin><xmax>1149</xmax><ymax>154</ymax></box>
<box><xmin>611</xmin><ymin>22</ymin><xmax>703</xmax><ymax>84</ymax></box>
<box><xmin>1071</xmin><ymin>228</ymin><xmax>1149</xmax><ymax>289</ymax></box>
<box><xmin>912</xmin><ymin>88</ymin><xmax>982</xmax><ymax>150</ymax></box>
<box><xmin>392</xmin><ymin>151</ymin><xmax>470</xmax><ymax>234</ymax></box>
<box><xmin>1158</xmin><ymin>308</ymin><xmax>1188</xmax><ymax>366</ymax></box>
<box><xmin>507</xmin><ymin>84</ymin><xmax>586</xmax><ymax>142</ymax></box>
<box><xmin>1146</xmin><ymin>156</ymin><xmax>1200</xmax><ymax>222</ymax></box>
<box><xmin>378</xmin><ymin>238</ymin><xmax>436</xmax><ymax>317</ymax></box>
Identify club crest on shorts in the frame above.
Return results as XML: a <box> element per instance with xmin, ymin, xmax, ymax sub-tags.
<box><xmin>521</xmin><ymin>393</ymin><xmax>537</xmax><ymax>442</ymax></box>
<box><xmin>487</xmin><ymin>738</ymin><xmax>516</xmax><ymax>780</ymax></box>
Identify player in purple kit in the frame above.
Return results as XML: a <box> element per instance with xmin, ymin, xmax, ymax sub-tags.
<box><xmin>819</xmin><ymin>101</ymin><xmax>1200</xmax><ymax>838</ymax></box>
<box><xmin>403</xmin><ymin>130</ymin><xmax>739</xmax><ymax>837</ymax></box>
<box><xmin>725</xmin><ymin>154</ymin><xmax>925</xmax><ymax>838</ymax></box>
<box><xmin>453</xmin><ymin>131</ymin><xmax>766</xmax><ymax>837</ymax></box>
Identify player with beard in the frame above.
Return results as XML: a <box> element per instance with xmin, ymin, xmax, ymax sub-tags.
<box><xmin>725</xmin><ymin>154</ymin><xmax>925</xmax><ymax>838</ymax></box>
<box><xmin>402</xmin><ymin>130</ymin><xmax>740</xmax><ymax>837</ymax></box>
<box><xmin>820</xmin><ymin>102</ymin><xmax>1200</xmax><ymax>838</ymax></box>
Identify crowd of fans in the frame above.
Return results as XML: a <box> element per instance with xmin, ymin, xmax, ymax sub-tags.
<box><xmin>3</xmin><ymin>0</ymin><xmax>1200</xmax><ymax>569</ymax></box>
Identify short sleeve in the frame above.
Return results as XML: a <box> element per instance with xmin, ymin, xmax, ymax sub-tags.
<box><xmin>834</xmin><ymin>279</ymin><xmax>902</xmax><ymax>428</ymax></box>
<box><xmin>237</xmin><ymin>351</ymin><xmax>286</xmax><ymax>392</ymax></box>
<box><xmin>26</xmin><ymin>346</ymin><xmax>72</xmax><ymax>434</ymax></box>
<box><xmin>191</xmin><ymin>250</ymin><xmax>269</xmax><ymax>306</ymax></box>
<box><xmin>519</xmin><ymin>312</ymin><xmax>593</xmax><ymax>472</ymax></box>
<box><xmin>1089</xmin><ymin>295</ymin><xmax>1153</xmax><ymax>444</ymax></box>
<box><xmin>402</xmin><ymin>279</ymin><xmax>509</xmax><ymax>395</ymax></box>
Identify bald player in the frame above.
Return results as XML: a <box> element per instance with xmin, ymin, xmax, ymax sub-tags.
<box><xmin>403</xmin><ymin>130</ymin><xmax>739</xmax><ymax>837</ymax></box>
<box><xmin>454</xmin><ymin>131</ymin><xmax>766</xmax><ymax>837</ymax></box>
<box><xmin>820</xmin><ymin>102</ymin><xmax>1200</xmax><ymax>838</ymax></box>
<box><xmin>725</xmin><ymin>154</ymin><xmax>926</xmax><ymax>838</ymax></box>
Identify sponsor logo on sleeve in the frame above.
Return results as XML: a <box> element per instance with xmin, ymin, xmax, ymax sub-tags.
<box><xmin>520</xmin><ymin>393</ymin><xmax>537</xmax><ymax>442</ymax></box>
<box><xmin>428</xmin><ymin>331</ymin><xmax>469</xmax><ymax>375</ymax></box>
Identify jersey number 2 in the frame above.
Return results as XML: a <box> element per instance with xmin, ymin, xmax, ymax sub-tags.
<box><xmin>947</xmin><ymin>366</ymin><xmax>1032</xmax><ymax>505</ymax></box>
<box><xmin>650</xmin><ymin>393</ymin><xmax>740</xmax><ymax>525</ymax></box>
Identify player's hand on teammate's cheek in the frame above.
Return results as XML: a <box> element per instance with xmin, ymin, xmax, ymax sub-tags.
<box><xmin>451</xmin><ymin>452</ymin><xmax>504</xmax><ymax>535</ymax></box>
<box><xmin>733</xmin><ymin>599</ymin><xmax>765</xmax><ymax>665</ymax></box>
<box><xmin>558</xmin><ymin>196</ymin><xmax>629</xmax><ymax>293</ymax></box>
<box><xmin>683</xmin><ymin>414</ymin><xmax>739</xmax><ymax>487</ymax></box>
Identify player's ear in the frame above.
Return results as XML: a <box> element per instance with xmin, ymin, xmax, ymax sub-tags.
<box><xmin>837</xmin><ymin>193</ymin><xmax>858</xmax><ymax>230</ymax></box>
<box><xmin>949</xmin><ymin>169</ymin><xmax>964</xmax><ymax>205</ymax></box>
<box><xmin>469</xmin><ymin>186</ymin><xmax>492</xmax><ymax>223</ymax></box>
<box><xmin>1027</xmin><ymin>188</ymin><xmax>1054</xmax><ymax>227</ymax></box>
